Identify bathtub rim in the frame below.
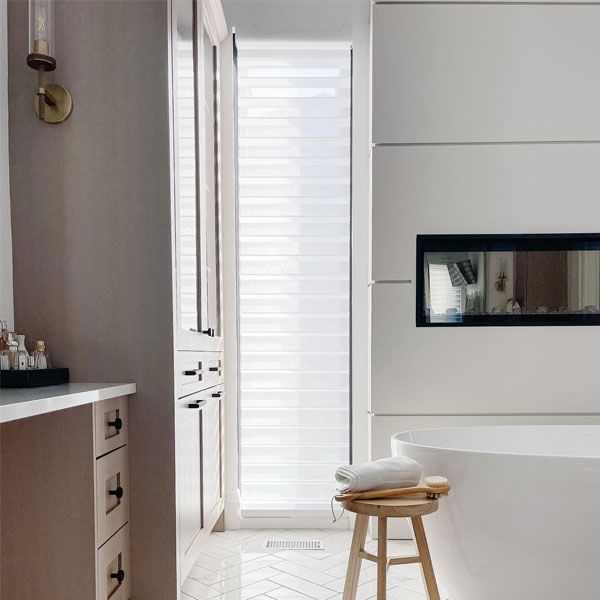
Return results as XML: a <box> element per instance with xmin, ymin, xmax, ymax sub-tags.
<box><xmin>392</xmin><ymin>424</ymin><xmax>600</xmax><ymax>460</ymax></box>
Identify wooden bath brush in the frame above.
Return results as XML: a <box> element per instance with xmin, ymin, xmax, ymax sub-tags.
<box><xmin>335</xmin><ymin>476</ymin><xmax>450</xmax><ymax>502</ymax></box>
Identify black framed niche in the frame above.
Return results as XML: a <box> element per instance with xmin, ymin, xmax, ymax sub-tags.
<box><xmin>416</xmin><ymin>234</ymin><xmax>600</xmax><ymax>327</ymax></box>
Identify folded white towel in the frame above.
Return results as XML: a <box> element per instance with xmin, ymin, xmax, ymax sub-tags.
<box><xmin>335</xmin><ymin>457</ymin><xmax>422</xmax><ymax>494</ymax></box>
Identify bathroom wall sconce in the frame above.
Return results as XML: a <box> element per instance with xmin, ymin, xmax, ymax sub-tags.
<box><xmin>26</xmin><ymin>0</ymin><xmax>72</xmax><ymax>124</ymax></box>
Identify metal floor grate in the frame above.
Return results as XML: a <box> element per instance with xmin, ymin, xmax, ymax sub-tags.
<box><xmin>264</xmin><ymin>539</ymin><xmax>324</xmax><ymax>550</ymax></box>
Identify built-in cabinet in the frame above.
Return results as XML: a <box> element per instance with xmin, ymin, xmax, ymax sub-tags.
<box><xmin>173</xmin><ymin>0</ymin><xmax>225</xmax><ymax>353</ymax></box>
<box><xmin>171</xmin><ymin>0</ymin><xmax>228</xmax><ymax>585</ymax></box>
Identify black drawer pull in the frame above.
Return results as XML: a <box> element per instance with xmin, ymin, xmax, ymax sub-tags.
<box><xmin>212</xmin><ymin>392</ymin><xmax>222</xmax><ymax>398</ymax></box>
<box><xmin>110</xmin><ymin>569</ymin><xmax>125</xmax><ymax>584</ymax></box>
<box><xmin>202</xmin><ymin>328</ymin><xmax>215</xmax><ymax>337</ymax></box>
<box><xmin>188</xmin><ymin>400</ymin><xmax>207</xmax><ymax>409</ymax></box>
<box><xmin>208</xmin><ymin>366</ymin><xmax>220</xmax><ymax>372</ymax></box>
<box><xmin>184</xmin><ymin>369</ymin><xmax>202</xmax><ymax>376</ymax></box>
<box><xmin>107</xmin><ymin>417</ymin><xmax>123</xmax><ymax>431</ymax></box>
<box><xmin>109</xmin><ymin>486</ymin><xmax>124</xmax><ymax>499</ymax></box>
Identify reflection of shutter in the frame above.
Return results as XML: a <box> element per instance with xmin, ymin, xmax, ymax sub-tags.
<box><xmin>236</xmin><ymin>42</ymin><xmax>351</xmax><ymax>510</ymax></box>
<box><xmin>428</xmin><ymin>264</ymin><xmax>462</xmax><ymax>315</ymax></box>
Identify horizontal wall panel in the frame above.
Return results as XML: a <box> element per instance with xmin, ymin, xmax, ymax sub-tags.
<box><xmin>372</xmin><ymin>144</ymin><xmax>600</xmax><ymax>280</ymax></box>
<box><xmin>370</xmin><ymin>284</ymin><xmax>600</xmax><ymax>415</ymax></box>
<box><xmin>373</xmin><ymin>4</ymin><xmax>600</xmax><ymax>143</ymax></box>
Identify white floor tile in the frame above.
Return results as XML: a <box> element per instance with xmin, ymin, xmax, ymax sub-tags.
<box><xmin>269</xmin><ymin>574</ymin><xmax>339</xmax><ymax>600</ymax></box>
<box><xmin>181</xmin><ymin>528</ymin><xmax>446</xmax><ymax>600</ymax></box>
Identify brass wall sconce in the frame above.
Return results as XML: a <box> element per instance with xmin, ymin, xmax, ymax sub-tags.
<box><xmin>26</xmin><ymin>0</ymin><xmax>72</xmax><ymax>124</ymax></box>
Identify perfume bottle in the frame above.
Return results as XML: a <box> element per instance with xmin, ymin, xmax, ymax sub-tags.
<box><xmin>32</xmin><ymin>340</ymin><xmax>50</xmax><ymax>369</ymax></box>
<box><xmin>7</xmin><ymin>334</ymin><xmax>19</xmax><ymax>370</ymax></box>
<box><xmin>16</xmin><ymin>335</ymin><xmax>29</xmax><ymax>370</ymax></box>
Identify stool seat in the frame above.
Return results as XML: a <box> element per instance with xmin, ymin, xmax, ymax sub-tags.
<box><xmin>340</xmin><ymin>496</ymin><xmax>438</xmax><ymax>518</ymax></box>
<box><xmin>340</xmin><ymin>496</ymin><xmax>442</xmax><ymax>600</ymax></box>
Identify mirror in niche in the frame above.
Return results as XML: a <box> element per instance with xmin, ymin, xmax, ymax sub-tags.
<box><xmin>417</xmin><ymin>234</ymin><xmax>600</xmax><ymax>326</ymax></box>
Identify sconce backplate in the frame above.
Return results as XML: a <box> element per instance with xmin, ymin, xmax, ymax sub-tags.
<box><xmin>34</xmin><ymin>83</ymin><xmax>73</xmax><ymax>124</ymax></box>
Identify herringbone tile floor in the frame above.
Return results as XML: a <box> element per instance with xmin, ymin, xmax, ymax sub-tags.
<box><xmin>181</xmin><ymin>529</ymin><xmax>450</xmax><ymax>600</ymax></box>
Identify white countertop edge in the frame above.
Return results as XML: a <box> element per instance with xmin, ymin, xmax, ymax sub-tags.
<box><xmin>0</xmin><ymin>383</ymin><xmax>137</xmax><ymax>423</ymax></box>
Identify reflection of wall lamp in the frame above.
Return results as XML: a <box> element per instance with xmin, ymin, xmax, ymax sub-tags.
<box><xmin>26</xmin><ymin>0</ymin><xmax>72</xmax><ymax>124</ymax></box>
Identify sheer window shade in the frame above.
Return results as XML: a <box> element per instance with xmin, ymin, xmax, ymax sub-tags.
<box><xmin>236</xmin><ymin>42</ymin><xmax>351</xmax><ymax>511</ymax></box>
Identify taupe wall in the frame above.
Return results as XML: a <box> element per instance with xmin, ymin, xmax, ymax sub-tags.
<box><xmin>7</xmin><ymin>1</ymin><xmax>177</xmax><ymax>598</ymax></box>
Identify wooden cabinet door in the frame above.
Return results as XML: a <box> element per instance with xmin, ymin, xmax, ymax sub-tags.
<box><xmin>202</xmin><ymin>386</ymin><xmax>223</xmax><ymax>528</ymax></box>
<box><xmin>176</xmin><ymin>392</ymin><xmax>204</xmax><ymax>579</ymax></box>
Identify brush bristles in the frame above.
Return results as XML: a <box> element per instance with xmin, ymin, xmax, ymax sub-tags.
<box><xmin>424</xmin><ymin>475</ymin><xmax>448</xmax><ymax>488</ymax></box>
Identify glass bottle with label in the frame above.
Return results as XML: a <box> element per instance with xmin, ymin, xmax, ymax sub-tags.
<box><xmin>33</xmin><ymin>340</ymin><xmax>50</xmax><ymax>369</ymax></box>
<box><xmin>7</xmin><ymin>334</ymin><xmax>19</xmax><ymax>370</ymax></box>
<box><xmin>16</xmin><ymin>335</ymin><xmax>29</xmax><ymax>370</ymax></box>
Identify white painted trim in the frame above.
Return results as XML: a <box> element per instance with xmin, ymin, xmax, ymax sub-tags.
<box><xmin>0</xmin><ymin>0</ymin><xmax>13</xmax><ymax>330</ymax></box>
<box><xmin>220</xmin><ymin>33</ymin><xmax>242</xmax><ymax>530</ymax></box>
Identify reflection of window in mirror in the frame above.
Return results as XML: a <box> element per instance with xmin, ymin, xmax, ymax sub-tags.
<box><xmin>175</xmin><ymin>0</ymin><xmax>200</xmax><ymax>333</ymax></box>
<box><xmin>428</xmin><ymin>264</ymin><xmax>463</xmax><ymax>322</ymax></box>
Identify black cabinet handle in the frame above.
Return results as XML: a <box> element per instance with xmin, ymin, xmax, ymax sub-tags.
<box><xmin>188</xmin><ymin>400</ymin><xmax>207</xmax><ymax>409</ymax></box>
<box><xmin>184</xmin><ymin>369</ymin><xmax>202</xmax><ymax>376</ymax></box>
<box><xmin>202</xmin><ymin>328</ymin><xmax>215</xmax><ymax>337</ymax></box>
<box><xmin>108</xmin><ymin>417</ymin><xmax>123</xmax><ymax>431</ymax></box>
<box><xmin>110</xmin><ymin>569</ymin><xmax>125</xmax><ymax>584</ymax></box>
<box><xmin>208</xmin><ymin>366</ymin><xmax>220</xmax><ymax>372</ymax></box>
<box><xmin>212</xmin><ymin>391</ymin><xmax>222</xmax><ymax>398</ymax></box>
<box><xmin>109</xmin><ymin>486</ymin><xmax>124</xmax><ymax>499</ymax></box>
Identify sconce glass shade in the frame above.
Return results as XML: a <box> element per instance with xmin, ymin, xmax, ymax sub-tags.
<box><xmin>27</xmin><ymin>0</ymin><xmax>56</xmax><ymax>71</ymax></box>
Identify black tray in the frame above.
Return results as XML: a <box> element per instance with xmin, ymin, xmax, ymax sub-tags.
<box><xmin>0</xmin><ymin>368</ymin><xmax>70</xmax><ymax>388</ymax></box>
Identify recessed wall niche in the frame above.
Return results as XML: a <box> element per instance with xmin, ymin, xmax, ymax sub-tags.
<box><xmin>416</xmin><ymin>234</ymin><xmax>600</xmax><ymax>326</ymax></box>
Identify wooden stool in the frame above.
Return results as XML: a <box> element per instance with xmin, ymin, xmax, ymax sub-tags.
<box><xmin>340</xmin><ymin>497</ymin><xmax>441</xmax><ymax>600</ymax></box>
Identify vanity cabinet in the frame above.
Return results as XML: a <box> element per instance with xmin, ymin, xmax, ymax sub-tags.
<box><xmin>0</xmin><ymin>389</ymin><xmax>134</xmax><ymax>600</ymax></box>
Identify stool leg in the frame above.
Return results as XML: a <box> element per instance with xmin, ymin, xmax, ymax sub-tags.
<box><xmin>411</xmin><ymin>516</ymin><xmax>441</xmax><ymax>600</ymax></box>
<box><xmin>342</xmin><ymin>514</ymin><xmax>369</xmax><ymax>600</ymax></box>
<box><xmin>377</xmin><ymin>517</ymin><xmax>387</xmax><ymax>600</ymax></box>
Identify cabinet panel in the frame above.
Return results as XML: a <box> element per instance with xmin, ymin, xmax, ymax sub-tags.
<box><xmin>373</xmin><ymin>4</ymin><xmax>600</xmax><ymax>143</ymax></box>
<box><xmin>177</xmin><ymin>393</ymin><xmax>204</xmax><ymax>563</ymax></box>
<box><xmin>202</xmin><ymin>386</ymin><xmax>223</xmax><ymax>526</ymax></box>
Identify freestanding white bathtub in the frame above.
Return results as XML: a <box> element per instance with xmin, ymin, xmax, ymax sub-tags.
<box><xmin>392</xmin><ymin>426</ymin><xmax>600</xmax><ymax>600</ymax></box>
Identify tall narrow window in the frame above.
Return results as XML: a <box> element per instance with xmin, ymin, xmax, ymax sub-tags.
<box><xmin>236</xmin><ymin>41</ymin><xmax>352</xmax><ymax>511</ymax></box>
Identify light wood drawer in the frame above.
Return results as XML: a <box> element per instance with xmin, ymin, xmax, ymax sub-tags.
<box><xmin>97</xmin><ymin>524</ymin><xmax>131</xmax><ymax>600</ymax></box>
<box><xmin>94</xmin><ymin>396</ymin><xmax>128</xmax><ymax>457</ymax></box>
<box><xmin>96</xmin><ymin>445</ymin><xmax>130</xmax><ymax>547</ymax></box>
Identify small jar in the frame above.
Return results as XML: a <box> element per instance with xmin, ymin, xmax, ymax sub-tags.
<box><xmin>7</xmin><ymin>337</ymin><xmax>19</xmax><ymax>370</ymax></box>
